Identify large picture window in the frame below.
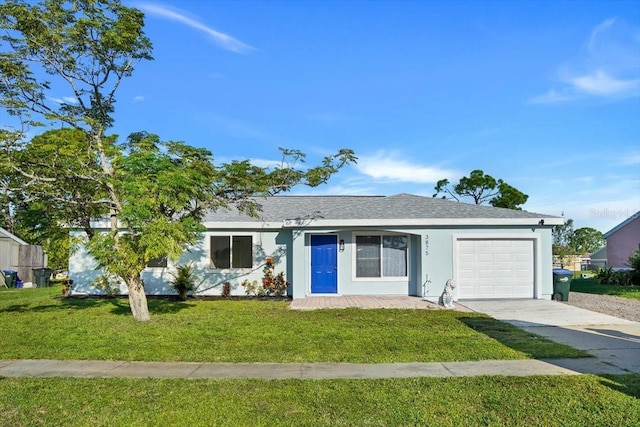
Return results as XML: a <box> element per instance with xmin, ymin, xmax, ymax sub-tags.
<box><xmin>355</xmin><ymin>235</ymin><xmax>408</xmax><ymax>278</ymax></box>
<box><xmin>210</xmin><ymin>235</ymin><xmax>253</xmax><ymax>269</ymax></box>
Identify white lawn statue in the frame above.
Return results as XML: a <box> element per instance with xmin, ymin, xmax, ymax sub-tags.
<box><xmin>438</xmin><ymin>279</ymin><xmax>456</xmax><ymax>309</ymax></box>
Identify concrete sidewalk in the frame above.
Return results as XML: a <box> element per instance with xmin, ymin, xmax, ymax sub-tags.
<box><xmin>0</xmin><ymin>357</ymin><xmax>635</xmax><ymax>380</ymax></box>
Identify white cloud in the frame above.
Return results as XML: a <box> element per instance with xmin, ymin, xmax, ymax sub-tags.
<box><xmin>569</xmin><ymin>70</ymin><xmax>640</xmax><ymax>96</ymax></box>
<box><xmin>133</xmin><ymin>96</ymin><xmax>145</xmax><ymax>103</ymax></box>
<box><xmin>49</xmin><ymin>96</ymin><xmax>79</xmax><ymax>105</ymax></box>
<box><xmin>525</xmin><ymin>173</ymin><xmax>640</xmax><ymax>232</ymax></box>
<box><xmin>247</xmin><ymin>158</ymin><xmax>282</xmax><ymax>169</ymax></box>
<box><xmin>588</xmin><ymin>18</ymin><xmax>616</xmax><ymax>52</ymax></box>
<box><xmin>573</xmin><ymin>176</ymin><xmax>594</xmax><ymax>185</ymax></box>
<box><xmin>620</xmin><ymin>153</ymin><xmax>640</xmax><ymax>165</ymax></box>
<box><xmin>137</xmin><ymin>3</ymin><xmax>254</xmax><ymax>54</ymax></box>
<box><xmin>528</xmin><ymin>89</ymin><xmax>573</xmax><ymax>104</ymax></box>
<box><xmin>356</xmin><ymin>151</ymin><xmax>459</xmax><ymax>184</ymax></box>
<box><xmin>531</xmin><ymin>18</ymin><xmax>640</xmax><ymax>103</ymax></box>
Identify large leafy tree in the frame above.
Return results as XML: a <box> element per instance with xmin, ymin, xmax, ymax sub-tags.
<box><xmin>552</xmin><ymin>220</ymin><xmax>605</xmax><ymax>267</ymax></box>
<box><xmin>569</xmin><ymin>227</ymin><xmax>605</xmax><ymax>254</ymax></box>
<box><xmin>433</xmin><ymin>169</ymin><xmax>528</xmax><ymax>210</ymax></box>
<box><xmin>0</xmin><ymin>0</ymin><xmax>355</xmax><ymax>321</ymax></box>
<box><xmin>6</xmin><ymin>128</ymin><xmax>109</xmax><ymax>269</ymax></box>
<box><xmin>553</xmin><ymin>220</ymin><xmax>605</xmax><ymax>255</ymax></box>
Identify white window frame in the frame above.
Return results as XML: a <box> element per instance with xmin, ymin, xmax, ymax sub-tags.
<box><xmin>352</xmin><ymin>232</ymin><xmax>410</xmax><ymax>281</ymax></box>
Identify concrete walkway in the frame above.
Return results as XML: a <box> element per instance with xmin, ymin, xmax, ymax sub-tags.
<box><xmin>460</xmin><ymin>299</ymin><xmax>640</xmax><ymax>373</ymax></box>
<box><xmin>0</xmin><ymin>357</ymin><xmax>634</xmax><ymax>379</ymax></box>
<box><xmin>2</xmin><ymin>297</ymin><xmax>638</xmax><ymax>379</ymax></box>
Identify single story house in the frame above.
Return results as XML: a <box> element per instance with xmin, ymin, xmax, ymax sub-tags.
<box><xmin>603</xmin><ymin>211</ymin><xmax>640</xmax><ymax>269</ymax></box>
<box><xmin>69</xmin><ymin>193</ymin><xmax>564</xmax><ymax>301</ymax></box>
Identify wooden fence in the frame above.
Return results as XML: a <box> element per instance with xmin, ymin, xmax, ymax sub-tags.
<box><xmin>0</xmin><ymin>240</ymin><xmax>46</xmax><ymax>283</ymax></box>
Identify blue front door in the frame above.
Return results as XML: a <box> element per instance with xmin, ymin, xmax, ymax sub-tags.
<box><xmin>311</xmin><ymin>235</ymin><xmax>338</xmax><ymax>294</ymax></box>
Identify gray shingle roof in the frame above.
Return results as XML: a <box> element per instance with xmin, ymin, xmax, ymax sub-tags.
<box><xmin>203</xmin><ymin>193</ymin><xmax>559</xmax><ymax>223</ymax></box>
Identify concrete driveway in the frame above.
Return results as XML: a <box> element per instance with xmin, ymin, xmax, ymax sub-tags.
<box><xmin>459</xmin><ymin>299</ymin><xmax>640</xmax><ymax>373</ymax></box>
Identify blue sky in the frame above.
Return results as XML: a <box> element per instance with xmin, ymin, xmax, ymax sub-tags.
<box><xmin>35</xmin><ymin>1</ymin><xmax>640</xmax><ymax>232</ymax></box>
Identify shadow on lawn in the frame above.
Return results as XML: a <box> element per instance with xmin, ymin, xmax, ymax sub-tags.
<box><xmin>458</xmin><ymin>315</ymin><xmax>587</xmax><ymax>360</ymax></box>
<box><xmin>58</xmin><ymin>296</ymin><xmax>195</xmax><ymax>315</ymax></box>
<box><xmin>461</xmin><ymin>315</ymin><xmax>640</xmax><ymax>400</ymax></box>
<box><xmin>599</xmin><ymin>374</ymin><xmax>640</xmax><ymax>399</ymax></box>
<box><xmin>0</xmin><ymin>303</ymin><xmax>29</xmax><ymax>313</ymax></box>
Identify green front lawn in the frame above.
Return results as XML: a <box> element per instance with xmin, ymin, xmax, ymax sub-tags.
<box><xmin>0</xmin><ymin>286</ymin><xmax>586</xmax><ymax>362</ymax></box>
<box><xmin>1</xmin><ymin>375</ymin><xmax>638</xmax><ymax>426</ymax></box>
<box><xmin>571</xmin><ymin>278</ymin><xmax>640</xmax><ymax>301</ymax></box>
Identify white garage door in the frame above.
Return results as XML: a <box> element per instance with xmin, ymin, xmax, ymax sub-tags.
<box><xmin>456</xmin><ymin>239</ymin><xmax>534</xmax><ymax>299</ymax></box>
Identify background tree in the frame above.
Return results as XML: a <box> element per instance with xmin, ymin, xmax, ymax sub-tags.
<box><xmin>5</xmin><ymin>128</ymin><xmax>107</xmax><ymax>270</ymax></box>
<box><xmin>569</xmin><ymin>227</ymin><xmax>605</xmax><ymax>254</ymax></box>
<box><xmin>433</xmin><ymin>169</ymin><xmax>528</xmax><ymax>210</ymax></box>
<box><xmin>0</xmin><ymin>0</ymin><xmax>355</xmax><ymax>321</ymax></box>
<box><xmin>552</xmin><ymin>217</ymin><xmax>576</xmax><ymax>268</ymax></box>
<box><xmin>0</xmin><ymin>128</ymin><xmax>25</xmax><ymax>233</ymax></box>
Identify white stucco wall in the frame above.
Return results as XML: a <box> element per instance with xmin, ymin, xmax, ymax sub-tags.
<box><xmin>69</xmin><ymin>229</ymin><xmax>288</xmax><ymax>297</ymax></box>
<box><xmin>289</xmin><ymin>225</ymin><xmax>554</xmax><ymax>300</ymax></box>
<box><xmin>69</xmin><ymin>224</ymin><xmax>554</xmax><ymax>300</ymax></box>
<box><xmin>418</xmin><ymin>226</ymin><xmax>554</xmax><ymax>301</ymax></box>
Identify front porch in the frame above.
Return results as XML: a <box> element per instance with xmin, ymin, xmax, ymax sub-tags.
<box><xmin>289</xmin><ymin>295</ymin><xmax>473</xmax><ymax>311</ymax></box>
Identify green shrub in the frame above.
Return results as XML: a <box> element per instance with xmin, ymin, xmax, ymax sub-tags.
<box><xmin>261</xmin><ymin>257</ymin><xmax>289</xmax><ymax>297</ymax></box>
<box><xmin>596</xmin><ymin>267</ymin><xmax>615</xmax><ymax>284</ymax></box>
<box><xmin>597</xmin><ymin>267</ymin><xmax>636</xmax><ymax>287</ymax></box>
<box><xmin>170</xmin><ymin>264</ymin><xmax>198</xmax><ymax>300</ymax></box>
<box><xmin>240</xmin><ymin>258</ymin><xmax>289</xmax><ymax>297</ymax></box>
<box><xmin>241</xmin><ymin>279</ymin><xmax>262</xmax><ymax>296</ymax></box>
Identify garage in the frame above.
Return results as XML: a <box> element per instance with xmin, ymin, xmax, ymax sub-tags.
<box><xmin>456</xmin><ymin>239</ymin><xmax>534</xmax><ymax>299</ymax></box>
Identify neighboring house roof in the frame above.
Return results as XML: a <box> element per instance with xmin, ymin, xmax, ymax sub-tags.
<box><xmin>603</xmin><ymin>211</ymin><xmax>640</xmax><ymax>238</ymax></box>
<box><xmin>589</xmin><ymin>246</ymin><xmax>607</xmax><ymax>261</ymax></box>
<box><xmin>203</xmin><ymin>193</ymin><xmax>563</xmax><ymax>227</ymax></box>
<box><xmin>0</xmin><ymin>227</ymin><xmax>28</xmax><ymax>245</ymax></box>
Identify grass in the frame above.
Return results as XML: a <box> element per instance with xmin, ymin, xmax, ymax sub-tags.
<box><xmin>1</xmin><ymin>375</ymin><xmax>638</xmax><ymax>426</ymax></box>
<box><xmin>571</xmin><ymin>278</ymin><xmax>640</xmax><ymax>301</ymax></box>
<box><xmin>0</xmin><ymin>286</ymin><xmax>587</xmax><ymax>362</ymax></box>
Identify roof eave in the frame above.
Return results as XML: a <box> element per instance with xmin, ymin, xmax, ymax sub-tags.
<box><xmin>603</xmin><ymin>211</ymin><xmax>640</xmax><ymax>238</ymax></box>
<box><xmin>282</xmin><ymin>217</ymin><xmax>564</xmax><ymax>228</ymax></box>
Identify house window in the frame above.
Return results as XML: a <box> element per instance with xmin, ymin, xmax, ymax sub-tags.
<box><xmin>356</xmin><ymin>235</ymin><xmax>408</xmax><ymax>278</ymax></box>
<box><xmin>210</xmin><ymin>235</ymin><xmax>252</xmax><ymax>269</ymax></box>
<box><xmin>147</xmin><ymin>256</ymin><xmax>167</xmax><ymax>268</ymax></box>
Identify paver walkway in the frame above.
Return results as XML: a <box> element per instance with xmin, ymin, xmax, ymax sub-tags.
<box><xmin>289</xmin><ymin>295</ymin><xmax>473</xmax><ymax>311</ymax></box>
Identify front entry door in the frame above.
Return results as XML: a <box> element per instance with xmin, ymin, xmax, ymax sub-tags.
<box><xmin>311</xmin><ymin>235</ymin><xmax>338</xmax><ymax>294</ymax></box>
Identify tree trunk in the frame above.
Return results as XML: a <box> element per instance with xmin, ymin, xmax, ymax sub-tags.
<box><xmin>125</xmin><ymin>275</ymin><xmax>151</xmax><ymax>322</ymax></box>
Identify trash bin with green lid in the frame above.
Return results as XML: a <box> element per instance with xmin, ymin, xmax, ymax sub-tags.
<box><xmin>32</xmin><ymin>268</ymin><xmax>53</xmax><ymax>288</ymax></box>
<box><xmin>552</xmin><ymin>269</ymin><xmax>572</xmax><ymax>301</ymax></box>
<box><xmin>3</xmin><ymin>270</ymin><xmax>18</xmax><ymax>288</ymax></box>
